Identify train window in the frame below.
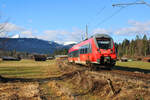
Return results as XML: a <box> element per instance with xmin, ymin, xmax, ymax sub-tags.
<box><xmin>70</xmin><ymin>52</ymin><xmax>72</xmax><ymax>57</ymax></box>
<box><xmin>74</xmin><ymin>51</ymin><xmax>76</xmax><ymax>57</ymax></box>
<box><xmin>82</xmin><ymin>49</ymin><xmax>84</xmax><ymax>54</ymax></box>
<box><xmin>70</xmin><ymin>50</ymin><xmax>79</xmax><ymax>57</ymax></box>
<box><xmin>80</xmin><ymin>48</ymin><xmax>83</xmax><ymax>54</ymax></box>
<box><xmin>79</xmin><ymin>44</ymin><xmax>90</xmax><ymax>54</ymax></box>
<box><xmin>69</xmin><ymin>52</ymin><xmax>71</xmax><ymax>57</ymax></box>
<box><xmin>74</xmin><ymin>50</ymin><xmax>79</xmax><ymax>57</ymax></box>
<box><xmin>85</xmin><ymin>48</ymin><xmax>87</xmax><ymax>54</ymax></box>
<box><xmin>97</xmin><ymin>38</ymin><xmax>111</xmax><ymax>49</ymax></box>
<box><xmin>77</xmin><ymin>50</ymin><xmax>79</xmax><ymax>57</ymax></box>
<box><xmin>82</xmin><ymin>48</ymin><xmax>85</xmax><ymax>54</ymax></box>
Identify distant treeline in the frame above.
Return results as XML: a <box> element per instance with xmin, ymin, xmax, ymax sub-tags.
<box><xmin>54</xmin><ymin>35</ymin><xmax>150</xmax><ymax>58</ymax></box>
<box><xmin>116</xmin><ymin>35</ymin><xmax>150</xmax><ymax>58</ymax></box>
<box><xmin>53</xmin><ymin>48</ymin><xmax>68</xmax><ymax>55</ymax></box>
<box><xmin>0</xmin><ymin>50</ymin><xmax>32</xmax><ymax>59</ymax></box>
<box><xmin>0</xmin><ymin>35</ymin><xmax>150</xmax><ymax>59</ymax></box>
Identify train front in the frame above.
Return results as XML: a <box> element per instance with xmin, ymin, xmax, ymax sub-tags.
<box><xmin>94</xmin><ymin>34</ymin><xmax>117</xmax><ymax>66</ymax></box>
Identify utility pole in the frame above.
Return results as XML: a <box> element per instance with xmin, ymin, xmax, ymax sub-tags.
<box><xmin>81</xmin><ymin>34</ymin><xmax>84</xmax><ymax>41</ymax></box>
<box><xmin>86</xmin><ymin>24</ymin><xmax>88</xmax><ymax>39</ymax></box>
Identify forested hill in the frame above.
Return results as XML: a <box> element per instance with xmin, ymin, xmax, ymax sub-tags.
<box><xmin>0</xmin><ymin>35</ymin><xmax>149</xmax><ymax>57</ymax></box>
<box><xmin>0</xmin><ymin>38</ymin><xmax>72</xmax><ymax>54</ymax></box>
<box><xmin>116</xmin><ymin>35</ymin><xmax>150</xmax><ymax>58</ymax></box>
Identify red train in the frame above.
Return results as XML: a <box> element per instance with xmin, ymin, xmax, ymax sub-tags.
<box><xmin>68</xmin><ymin>34</ymin><xmax>117</xmax><ymax>68</ymax></box>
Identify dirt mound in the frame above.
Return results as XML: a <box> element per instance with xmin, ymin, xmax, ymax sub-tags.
<box><xmin>46</xmin><ymin>67</ymin><xmax>150</xmax><ymax>100</ymax></box>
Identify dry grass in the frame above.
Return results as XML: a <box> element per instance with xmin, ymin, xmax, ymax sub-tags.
<box><xmin>0</xmin><ymin>59</ymin><xmax>150</xmax><ymax>100</ymax></box>
<box><xmin>0</xmin><ymin>82</ymin><xmax>40</xmax><ymax>100</ymax></box>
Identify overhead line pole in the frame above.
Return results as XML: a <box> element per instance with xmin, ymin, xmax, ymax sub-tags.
<box><xmin>112</xmin><ymin>0</ymin><xmax>150</xmax><ymax>7</ymax></box>
<box><xmin>112</xmin><ymin>2</ymin><xmax>146</xmax><ymax>7</ymax></box>
<box><xmin>86</xmin><ymin>24</ymin><xmax>88</xmax><ymax>39</ymax></box>
<box><xmin>142</xmin><ymin>1</ymin><xmax>150</xmax><ymax>7</ymax></box>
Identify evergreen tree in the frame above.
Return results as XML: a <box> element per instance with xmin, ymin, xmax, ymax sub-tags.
<box><xmin>116</xmin><ymin>34</ymin><xmax>150</xmax><ymax>58</ymax></box>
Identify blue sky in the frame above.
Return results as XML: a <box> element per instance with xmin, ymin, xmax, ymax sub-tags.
<box><xmin>0</xmin><ymin>0</ymin><xmax>150</xmax><ymax>43</ymax></box>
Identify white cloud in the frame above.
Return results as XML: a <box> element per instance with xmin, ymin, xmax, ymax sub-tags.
<box><xmin>92</xmin><ymin>28</ymin><xmax>110</xmax><ymax>34</ymax></box>
<box><xmin>1</xmin><ymin>20</ymin><xmax>150</xmax><ymax>44</ymax></box>
<box><xmin>115</xmin><ymin>20</ymin><xmax>150</xmax><ymax>35</ymax></box>
<box><xmin>0</xmin><ymin>32</ymin><xmax>7</xmax><ymax>37</ymax></box>
<box><xmin>40</xmin><ymin>30</ymin><xmax>69</xmax><ymax>41</ymax></box>
<box><xmin>21</xmin><ymin>30</ymin><xmax>33</xmax><ymax>35</ymax></box>
<box><xmin>2</xmin><ymin>23</ymin><xmax>24</xmax><ymax>32</ymax></box>
<box><xmin>38</xmin><ymin>28</ymin><xmax>83</xmax><ymax>43</ymax></box>
<box><xmin>0</xmin><ymin>23</ymin><xmax>36</xmax><ymax>38</ymax></box>
<box><xmin>0</xmin><ymin>23</ymin><xmax>81</xmax><ymax>42</ymax></box>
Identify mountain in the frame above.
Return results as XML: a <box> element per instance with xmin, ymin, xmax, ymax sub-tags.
<box><xmin>0</xmin><ymin>38</ymin><xmax>73</xmax><ymax>54</ymax></box>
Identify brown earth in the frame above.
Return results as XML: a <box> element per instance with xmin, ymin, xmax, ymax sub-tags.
<box><xmin>0</xmin><ymin>59</ymin><xmax>150</xmax><ymax>100</ymax></box>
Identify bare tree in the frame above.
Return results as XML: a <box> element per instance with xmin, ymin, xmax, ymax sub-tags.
<box><xmin>0</xmin><ymin>16</ymin><xmax>9</xmax><ymax>57</ymax></box>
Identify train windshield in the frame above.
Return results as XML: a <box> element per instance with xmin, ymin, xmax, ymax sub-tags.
<box><xmin>97</xmin><ymin>38</ymin><xmax>111</xmax><ymax>49</ymax></box>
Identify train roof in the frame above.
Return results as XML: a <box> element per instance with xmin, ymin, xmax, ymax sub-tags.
<box><xmin>91</xmin><ymin>33</ymin><xmax>112</xmax><ymax>39</ymax></box>
<box><xmin>80</xmin><ymin>34</ymin><xmax>112</xmax><ymax>43</ymax></box>
<box><xmin>69</xmin><ymin>34</ymin><xmax>113</xmax><ymax>53</ymax></box>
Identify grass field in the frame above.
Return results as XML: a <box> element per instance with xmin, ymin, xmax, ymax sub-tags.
<box><xmin>0</xmin><ymin>59</ymin><xmax>61</xmax><ymax>78</ymax></box>
<box><xmin>116</xmin><ymin>61</ymin><xmax>150</xmax><ymax>70</ymax></box>
<box><xmin>0</xmin><ymin>59</ymin><xmax>149</xmax><ymax>78</ymax></box>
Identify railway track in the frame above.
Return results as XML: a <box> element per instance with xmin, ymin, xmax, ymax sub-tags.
<box><xmin>55</xmin><ymin>61</ymin><xmax>150</xmax><ymax>99</ymax></box>
<box><xmin>56</xmin><ymin>59</ymin><xmax>150</xmax><ymax>84</ymax></box>
<box><xmin>66</xmin><ymin>62</ymin><xmax>150</xmax><ymax>81</ymax></box>
<box><xmin>100</xmin><ymin>69</ymin><xmax>150</xmax><ymax>80</ymax></box>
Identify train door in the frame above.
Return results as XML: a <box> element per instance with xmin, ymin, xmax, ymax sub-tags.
<box><xmin>88</xmin><ymin>43</ymin><xmax>92</xmax><ymax>62</ymax></box>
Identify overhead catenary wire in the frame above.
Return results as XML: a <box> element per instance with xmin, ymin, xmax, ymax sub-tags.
<box><xmin>93</xmin><ymin>6</ymin><xmax>126</xmax><ymax>29</ymax></box>
<box><xmin>82</xmin><ymin>0</ymin><xmax>148</xmax><ymax>38</ymax></box>
<box><xmin>82</xmin><ymin>5</ymin><xmax>107</xmax><ymax>39</ymax></box>
<box><xmin>92</xmin><ymin>0</ymin><xmax>141</xmax><ymax>29</ymax></box>
<box><xmin>141</xmin><ymin>0</ymin><xmax>150</xmax><ymax>7</ymax></box>
<box><xmin>87</xmin><ymin>6</ymin><xmax>106</xmax><ymax>25</ymax></box>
